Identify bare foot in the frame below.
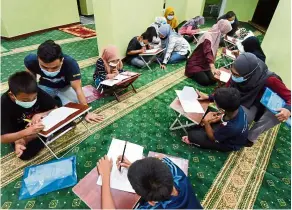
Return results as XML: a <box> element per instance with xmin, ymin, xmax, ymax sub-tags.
<box><xmin>182</xmin><ymin>136</ymin><xmax>191</xmax><ymax>145</ymax></box>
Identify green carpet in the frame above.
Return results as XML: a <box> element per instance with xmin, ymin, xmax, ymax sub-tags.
<box><xmin>1</xmin><ymin>19</ymin><xmax>291</xmax><ymax>209</ymax></box>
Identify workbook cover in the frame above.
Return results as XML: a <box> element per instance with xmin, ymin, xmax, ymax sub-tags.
<box><xmin>260</xmin><ymin>87</ymin><xmax>291</xmax><ymax>127</ymax></box>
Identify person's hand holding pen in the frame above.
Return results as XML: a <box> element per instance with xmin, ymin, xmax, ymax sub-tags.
<box><xmin>196</xmin><ymin>90</ymin><xmax>209</xmax><ymax>101</ymax></box>
<box><xmin>24</xmin><ymin>121</ymin><xmax>45</xmax><ymax>136</ymax></box>
<box><xmin>116</xmin><ymin>155</ymin><xmax>132</xmax><ymax>169</ymax></box>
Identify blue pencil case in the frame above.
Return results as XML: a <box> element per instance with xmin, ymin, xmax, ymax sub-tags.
<box><xmin>19</xmin><ymin>156</ymin><xmax>77</xmax><ymax>200</ymax></box>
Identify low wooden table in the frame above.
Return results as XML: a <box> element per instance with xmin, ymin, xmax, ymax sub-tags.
<box><xmin>73</xmin><ymin>167</ymin><xmax>140</xmax><ymax>209</ymax></box>
<box><xmin>169</xmin><ymin>98</ymin><xmax>209</xmax><ymax>134</ymax></box>
<box><xmin>139</xmin><ymin>48</ymin><xmax>165</xmax><ymax>71</ymax></box>
<box><xmin>37</xmin><ymin>103</ymin><xmax>91</xmax><ymax>159</ymax></box>
<box><xmin>108</xmin><ymin>72</ymin><xmax>141</xmax><ymax>102</ymax></box>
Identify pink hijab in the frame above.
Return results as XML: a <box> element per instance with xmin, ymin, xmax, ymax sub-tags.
<box><xmin>101</xmin><ymin>45</ymin><xmax>123</xmax><ymax>74</ymax></box>
<box><xmin>196</xmin><ymin>19</ymin><xmax>232</xmax><ymax>57</ymax></box>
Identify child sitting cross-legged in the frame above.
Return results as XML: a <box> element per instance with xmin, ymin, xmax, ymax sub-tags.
<box><xmin>182</xmin><ymin>87</ymin><xmax>248</xmax><ymax>152</ymax></box>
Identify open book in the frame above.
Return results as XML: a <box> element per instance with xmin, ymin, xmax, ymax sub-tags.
<box><xmin>175</xmin><ymin>86</ymin><xmax>204</xmax><ymax>113</ymax></box>
<box><xmin>42</xmin><ymin>107</ymin><xmax>78</xmax><ymax>131</ymax></box>
<box><xmin>225</xmin><ymin>48</ymin><xmax>236</xmax><ymax>60</ymax></box>
<box><xmin>96</xmin><ymin>139</ymin><xmax>144</xmax><ymax>193</ymax></box>
<box><xmin>100</xmin><ymin>74</ymin><xmax>130</xmax><ymax>87</ymax></box>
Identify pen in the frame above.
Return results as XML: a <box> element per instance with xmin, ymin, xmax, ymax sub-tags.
<box><xmin>119</xmin><ymin>141</ymin><xmax>128</xmax><ymax>172</ymax></box>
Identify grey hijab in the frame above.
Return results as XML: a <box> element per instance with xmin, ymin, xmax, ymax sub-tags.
<box><xmin>230</xmin><ymin>52</ymin><xmax>273</xmax><ymax>108</ymax></box>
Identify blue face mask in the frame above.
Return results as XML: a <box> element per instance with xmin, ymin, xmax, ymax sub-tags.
<box><xmin>41</xmin><ymin>68</ymin><xmax>60</xmax><ymax>77</ymax></box>
<box><xmin>231</xmin><ymin>75</ymin><xmax>247</xmax><ymax>83</ymax></box>
<box><xmin>14</xmin><ymin>96</ymin><xmax>37</xmax><ymax>109</ymax></box>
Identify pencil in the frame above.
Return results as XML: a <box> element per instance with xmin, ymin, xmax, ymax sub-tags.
<box><xmin>119</xmin><ymin>141</ymin><xmax>128</xmax><ymax>172</ymax></box>
<box><xmin>23</xmin><ymin>119</ymin><xmax>31</xmax><ymax>123</ymax></box>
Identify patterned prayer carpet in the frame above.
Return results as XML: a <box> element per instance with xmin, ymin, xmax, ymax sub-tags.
<box><xmin>0</xmin><ymin>21</ymin><xmax>290</xmax><ymax>209</ymax></box>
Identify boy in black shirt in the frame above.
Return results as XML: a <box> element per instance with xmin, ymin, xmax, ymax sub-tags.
<box><xmin>125</xmin><ymin>32</ymin><xmax>153</xmax><ymax>68</ymax></box>
<box><xmin>1</xmin><ymin>71</ymin><xmax>57</xmax><ymax>160</ymax></box>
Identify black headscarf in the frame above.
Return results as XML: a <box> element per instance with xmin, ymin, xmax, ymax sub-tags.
<box><xmin>230</xmin><ymin>53</ymin><xmax>273</xmax><ymax>108</ymax></box>
<box><xmin>242</xmin><ymin>36</ymin><xmax>266</xmax><ymax>62</ymax></box>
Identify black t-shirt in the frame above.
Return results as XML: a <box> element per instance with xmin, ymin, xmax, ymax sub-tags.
<box><xmin>125</xmin><ymin>37</ymin><xmax>143</xmax><ymax>62</ymax></box>
<box><xmin>24</xmin><ymin>54</ymin><xmax>81</xmax><ymax>89</ymax></box>
<box><xmin>1</xmin><ymin>89</ymin><xmax>57</xmax><ymax>135</ymax></box>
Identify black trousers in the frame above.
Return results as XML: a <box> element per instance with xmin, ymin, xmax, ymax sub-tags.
<box><xmin>191</xmin><ymin>70</ymin><xmax>217</xmax><ymax>86</ymax></box>
<box><xmin>187</xmin><ymin>124</ymin><xmax>233</xmax><ymax>152</ymax></box>
<box><xmin>12</xmin><ymin>138</ymin><xmax>45</xmax><ymax>160</ymax></box>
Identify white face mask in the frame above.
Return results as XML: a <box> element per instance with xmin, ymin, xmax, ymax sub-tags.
<box><xmin>40</xmin><ymin>59</ymin><xmax>63</xmax><ymax>77</ymax></box>
<box><xmin>109</xmin><ymin>62</ymin><xmax>118</xmax><ymax>67</ymax></box>
<box><xmin>140</xmin><ymin>41</ymin><xmax>145</xmax><ymax>47</ymax></box>
<box><xmin>14</xmin><ymin>96</ymin><xmax>37</xmax><ymax>109</ymax></box>
<box><xmin>229</xmin><ymin>20</ymin><xmax>235</xmax><ymax>24</ymax></box>
<box><xmin>167</xmin><ymin>15</ymin><xmax>174</xmax><ymax>20</ymax></box>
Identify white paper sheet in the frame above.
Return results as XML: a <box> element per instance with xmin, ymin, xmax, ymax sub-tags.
<box><xmin>225</xmin><ymin>49</ymin><xmax>236</xmax><ymax>60</ymax></box>
<box><xmin>226</xmin><ymin>36</ymin><xmax>238</xmax><ymax>43</ymax></box>
<box><xmin>219</xmin><ymin>71</ymin><xmax>231</xmax><ymax>83</ymax></box>
<box><xmin>113</xmin><ymin>74</ymin><xmax>130</xmax><ymax>81</ymax></box>
<box><xmin>175</xmin><ymin>86</ymin><xmax>204</xmax><ymax>113</ymax></box>
<box><xmin>100</xmin><ymin>74</ymin><xmax>130</xmax><ymax>87</ymax></box>
<box><xmin>41</xmin><ymin>107</ymin><xmax>78</xmax><ymax>131</ymax></box>
<box><xmin>120</xmin><ymin>71</ymin><xmax>137</xmax><ymax>76</ymax></box>
<box><xmin>145</xmin><ymin>49</ymin><xmax>158</xmax><ymax>54</ymax></box>
<box><xmin>97</xmin><ymin>139</ymin><xmax>144</xmax><ymax>193</ymax></box>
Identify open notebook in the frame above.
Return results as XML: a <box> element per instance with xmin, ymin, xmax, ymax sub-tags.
<box><xmin>41</xmin><ymin>107</ymin><xmax>78</xmax><ymax>131</ymax></box>
<box><xmin>175</xmin><ymin>86</ymin><xmax>204</xmax><ymax>113</ymax></box>
<box><xmin>96</xmin><ymin>139</ymin><xmax>144</xmax><ymax>193</ymax></box>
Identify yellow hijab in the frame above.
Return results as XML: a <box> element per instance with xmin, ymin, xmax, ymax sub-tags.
<box><xmin>164</xmin><ymin>7</ymin><xmax>178</xmax><ymax>29</ymax></box>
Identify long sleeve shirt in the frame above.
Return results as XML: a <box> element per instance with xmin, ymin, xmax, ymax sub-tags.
<box><xmin>163</xmin><ymin>35</ymin><xmax>190</xmax><ymax>64</ymax></box>
<box><xmin>185</xmin><ymin>39</ymin><xmax>214</xmax><ymax>77</ymax></box>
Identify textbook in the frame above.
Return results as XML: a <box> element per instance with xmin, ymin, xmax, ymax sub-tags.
<box><xmin>260</xmin><ymin>87</ymin><xmax>291</xmax><ymax>127</ymax></box>
<box><xmin>175</xmin><ymin>86</ymin><xmax>204</xmax><ymax>113</ymax></box>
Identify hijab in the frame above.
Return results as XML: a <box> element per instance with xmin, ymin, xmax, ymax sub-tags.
<box><xmin>242</xmin><ymin>36</ymin><xmax>266</xmax><ymax>62</ymax></box>
<box><xmin>164</xmin><ymin>7</ymin><xmax>179</xmax><ymax>29</ymax></box>
<box><xmin>101</xmin><ymin>45</ymin><xmax>123</xmax><ymax>74</ymax></box>
<box><xmin>196</xmin><ymin>19</ymin><xmax>232</xmax><ymax>57</ymax></box>
<box><xmin>158</xmin><ymin>24</ymin><xmax>180</xmax><ymax>50</ymax></box>
<box><xmin>230</xmin><ymin>52</ymin><xmax>273</xmax><ymax>108</ymax></box>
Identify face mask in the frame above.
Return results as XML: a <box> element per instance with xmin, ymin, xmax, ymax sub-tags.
<box><xmin>167</xmin><ymin>15</ymin><xmax>174</xmax><ymax>20</ymax></box>
<box><xmin>231</xmin><ymin>75</ymin><xmax>247</xmax><ymax>83</ymax></box>
<box><xmin>232</xmin><ymin>63</ymin><xmax>258</xmax><ymax>83</ymax></box>
<box><xmin>41</xmin><ymin>68</ymin><xmax>60</xmax><ymax>77</ymax></box>
<box><xmin>14</xmin><ymin>97</ymin><xmax>37</xmax><ymax>109</ymax></box>
<box><xmin>109</xmin><ymin>62</ymin><xmax>118</xmax><ymax>67</ymax></box>
<box><xmin>140</xmin><ymin>41</ymin><xmax>145</xmax><ymax>47</ymax></box>
<box><xmin>40</xmin><ymin>61</ymin><xmax>63</xmax><ymax>77</ymax></box>
<box><xmin>229</xmin><ymin>20</ymin><xmax>235</xmax><ymax>24</ymax></box>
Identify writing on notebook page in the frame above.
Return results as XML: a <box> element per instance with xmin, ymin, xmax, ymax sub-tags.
<box><xmin>42</xmin><ymin>107</ymin><xmax>78</xmax><ymax>131</ymax></box>
<box><xmin>175</xmin><ymin>86</ymin><xmax>204</xmax><ymax>113</ymax></box>
<box><xmin>97</xmin><ymin>138</ymin><xmax>144</xmax><ymax>193</ymax></box>
<box><xmin>100</xmin><ymin>74</ymin><xmax>130</xmax><ymax>87</ymax></box>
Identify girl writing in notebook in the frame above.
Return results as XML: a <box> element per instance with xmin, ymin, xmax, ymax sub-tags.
<box><xmin>93</xmin><ymin>45</ymin><xmax>124</xmax><ymax>87</ymax></box>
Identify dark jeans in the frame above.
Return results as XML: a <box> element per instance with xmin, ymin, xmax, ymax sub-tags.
<box><xmin>187</xmin><ymin>124</ymin><xmax>233</xmax><ymax>152</ymax></box>
<box><xmin>191</xmin><ymin>70</ymin><xmax>217</xmax><ymax>86</ymax></box>
<box><xmin>12</xmin><ymin>138</ymin><xmax>45</xmax><ymax>160</ymax></box>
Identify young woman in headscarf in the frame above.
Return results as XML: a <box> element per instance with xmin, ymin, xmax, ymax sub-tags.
<box><xmin>93</xmin><ymin>45</ymin><xmax>124</xmax><ymax>87</ymax></box>
<box><xmin>185</xmin><ymin>19</ymin><xmax>232</xmax><ymax>86</ymax></box>
<box><xmin>158</xmin><ymin>24</ymin><xmax>191</xmax><ymax>70</ymax></box>
<box><xmin>164</xmin><ymin>7</ymin><xmax>179</xmax><ymax>32</ymax></box>
<box><xmin>197</xmin><ymin>53</ymin><xmax>291</xmax><ymax>147</ymax></box>
<box><xmin>218</xmin><ymin>11</ymin><xmax>239</xmax><ymax>37</ymax></box>
<box><xmin>233</xmin><ymin>36</ymin><xmax>266</xmax><ymax>62</ymax></box>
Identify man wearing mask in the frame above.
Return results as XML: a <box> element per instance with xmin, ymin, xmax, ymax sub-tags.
<box><xmin>24</xmin><ymin>40</ymin><xmax>103</xmax><ymax>123</ymax></box>
<box><xmin>218</xmin><ymin>11</ymin><xmax>239</xmax><ymax>37</ymax></box>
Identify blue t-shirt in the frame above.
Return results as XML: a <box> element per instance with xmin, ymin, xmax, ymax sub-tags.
<box><xmin>214</xmin><ymin>106</ymin><xmax>248</xmax><ymax>150</ymax></box>
<box><xmin>24</xmin><ymin>54</ymin><xmax>81</xmax><ymax>89</ymax></box>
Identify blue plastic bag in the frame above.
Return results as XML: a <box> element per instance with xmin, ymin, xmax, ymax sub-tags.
<box><xmin>19</xmin><ymin>156</ymin><xmax>77</xmax><ymax>200</ymax></box>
